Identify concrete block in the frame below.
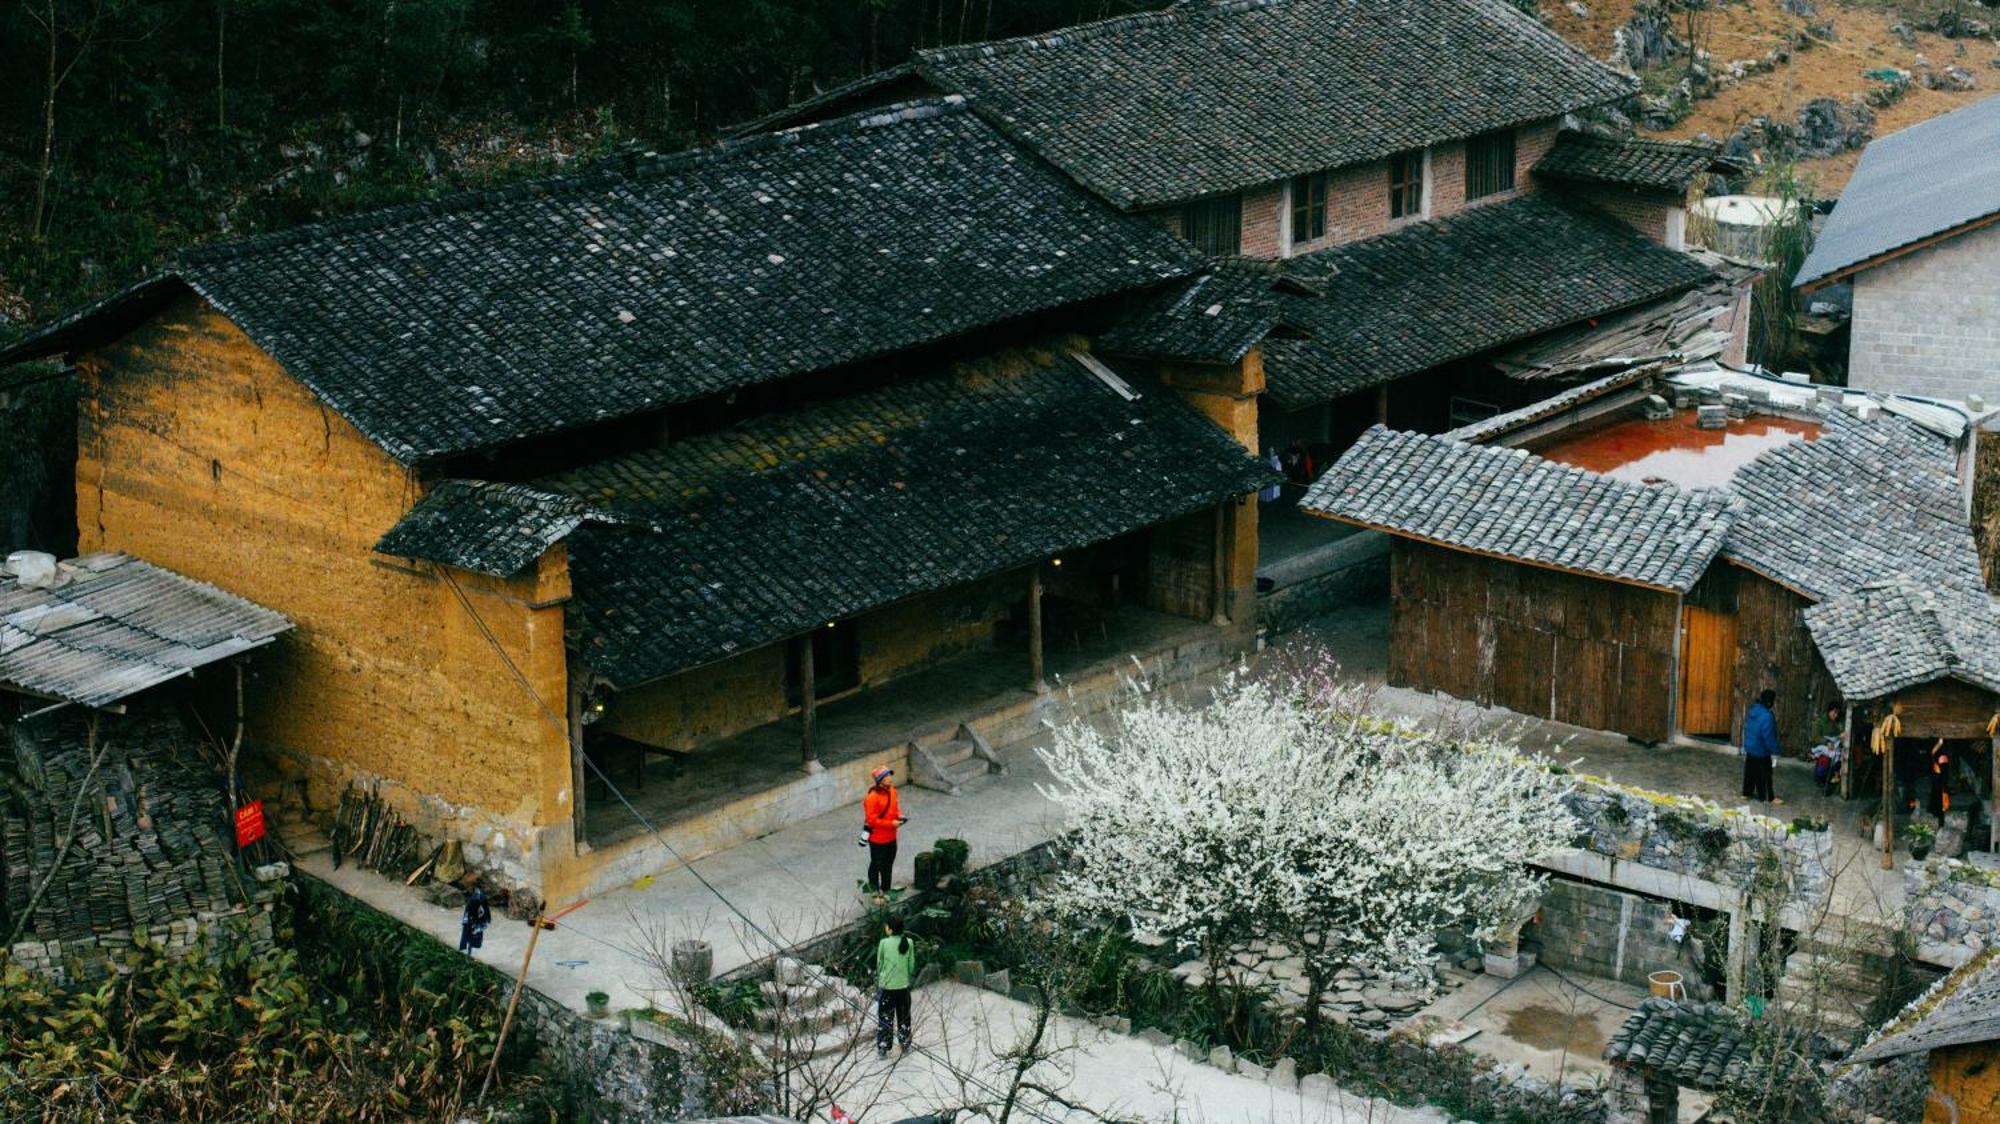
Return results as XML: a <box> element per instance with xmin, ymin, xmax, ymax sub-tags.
<box><xmin>1208</xmin><ymin>1044</ymin><xmax>1235</xmax><ymax>1072</ymax></box>
<box><xmin>953</xmin><ymin>960</ymin><xmax>986</xmax><ymax>985</ymax></box>
<box><xmin>1236</xmin><ymin>1058</ymin><xmax>1268</xmax><ymax>1081</ymax></box>
<box><xmin>1301</xmin><ymin>1072</ymin><xmax>1337</xmax><ymax>1099</ymax></box>
<box><xmin>1137</xmin><ymin>1027</ymin><xmax>1172</xmax><ymax>1047</ymax></box>
<box><xmin>982</xmin><ymin>969</ymin><xmax>1011</xmax><ymax>995</ymax></box>
<box><xmin>1175</xmin><ymin>1038</ymin><xmax>1203</xmax><ymax>1062</ymax></box>
<box><xmin>1484</xmin><ymin>951</ymin><xmax>1526</xmax><ymax>978</ymax></box>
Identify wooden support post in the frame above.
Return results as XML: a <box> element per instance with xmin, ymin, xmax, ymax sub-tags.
<box><xmin>1210</xmin><ymin>504</ymin><xmax>1229</xmax><ymax>625</ymax></box>
<box><xmin>1375</xmin><ymin>383</ymin><xmax>1390</xmax><ymax>425</ymax></box>
<box><xmin>1882</xmin><ymin>718</ymin><xmax>1896</xmax><ymax>870</ymax></box>
<box><xmin>1027</xmin><ymin>565</ymin><xmax>1046</xmax><ymax>694</ymax></box>
<box><xmin>1723</xmin><ymin>900</ymin><xmax>1749</xmax><ymax>1004</ymax></box>
<box><xmin>1839</xmin><ymin>707</ymin><xmax>1855</xmax><ymax>801</ymax></box>
<box><xmin>1990</xmin><ymin>732</ymin><xmax>1998</xmax><ymax>853</ymax></box>
<box><xmin>799</xmin><ymin>637</ymin><xmax>820</xmax><ymax>773</ymax></box>
<box><xmin>567</xmin><ymin>674</ymin><xmax>588</xmax><ymax>852</ymax></box>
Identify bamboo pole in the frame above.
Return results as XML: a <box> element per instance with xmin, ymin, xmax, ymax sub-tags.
<box><xmin>479</xmin><ymin>898</ymin><xmax>588</xmax><ymax>1104</ymax></box>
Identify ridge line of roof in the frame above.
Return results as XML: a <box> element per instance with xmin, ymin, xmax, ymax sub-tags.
<box><xmin>182</xmin><ymin>96</ymin><xmax>976</xmax><ymax>267</ymax></box>
<box><xmin>918</xmin><ymin>0</ymin><xmax>1284</xmax><ymax>64</ymax></box>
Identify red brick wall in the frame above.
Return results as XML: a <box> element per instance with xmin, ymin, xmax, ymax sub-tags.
<box><xmin>1231</xmin><ymin>117</ymin><xmax>1564</xmax><ymax>258</ymax></box>
<box><xmin>1562</xmin><ymin>184</ymin><xmax>1683</xmax><ymax>246</ymax></box>
<box><xmin>1241</xmin><ymin>183</ymin><xmax>1284</xmax><ymax>259</ymax></box>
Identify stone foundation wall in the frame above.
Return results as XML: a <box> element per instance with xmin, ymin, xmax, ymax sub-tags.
<box><xmin>1537</xmin><ymin>877</ymin><xmax>1702</xmax><ymax>995</ymax></box>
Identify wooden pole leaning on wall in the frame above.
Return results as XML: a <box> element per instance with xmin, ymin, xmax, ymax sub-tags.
<box><xmin>1027</xmin><ymin>564</ymin><xmax>1046</xmax><ymax>694</ymax></box>
<box><xmin>1880</xmin><ymin>701</ymin><xmax>1902</xmax><ymax>871</ymax></box>
<box><xmin>1210</xmin><ymin>504</ymin><xmax>1229</xmax><ymax>626</ymax></box>
<box><xmin>799</xmin><ymin>636</ymin><xmax>819</xmax><ymax>773</ymax></box>
<box><xmin>478</xmin><ymin>897</ymin><xmax>589</xmax><ymax>1104</ymax></box>
<box><xmin>1989</xmin><ymin>710</ymin><xmax>1999</xmax><ymax>853</ymax></box>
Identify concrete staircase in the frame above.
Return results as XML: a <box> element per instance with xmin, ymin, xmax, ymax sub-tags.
<box><xmin>909</xmin><ymin>724</ymin><xmax>1006</xmax><ymax>796</ymax></box>
<box><xmin>747</xmin><ymin>957</ymin><xmax>872</xmax><ymax>1062</ymax></box>
<box><xmin>1775</xmin><ymin>947</ymin><xmax>1880</xmax><ymax>1041</ymax></box>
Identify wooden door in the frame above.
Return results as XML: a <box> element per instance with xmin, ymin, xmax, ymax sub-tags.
<box><xmin>1679</xmin><ymin>604</ymin><xmax>1737</xmax><ymax>737</ymax></box>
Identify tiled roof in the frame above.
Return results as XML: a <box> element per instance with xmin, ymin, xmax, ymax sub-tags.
<box><xmin>376</xmin><ymin>480</ymin><xmax>609</xmax><ymax>579</ymax></box>
<box><xmin>1853</xmin><ymin>954</ymin><xmax>2000</xmax><ymax>1063</ymax></box>
<box><xmin>1804</xmin><ymin>578</ymin><xmax>2000</xmax><ymax>701</ymax></box>
<box><xmin>1797</xmin><ymin>93</ymin><xmax>2000</xmax><ymax>287</ymax></box>
<box><xmin>1534</xmin><ymin>131</ymin><xmax>1736</xmax><ymax>192</ymax></box>
<box><xmin>1261</xmin><ymin>196</ymin><xmax>1716</xmax><ymax>407</ymax></box>
<box><xmin>0</xmin><ymin>100</ymin><xmax>1198</xmax><ymax>463</ymax></box>
<box><xmin>1096</xmin><ymin>261</ymin><xmax>1314</xmax><ymax>365</ymax></box>
<box><xmin>0</xmin><ymin>553</ymin><xmax>292</xmax><ymax>709</ymax></box>
<box><xmin>910</xmin><ymin>0</ymin><xmax>1634</xmax><ymax>210</ymax></box>
<box><xmin>1298</xmin><ymin>425</ymin><xmax>1736</xmax><ymax>591</ymax></box>
<box><xmin>1722</xmin><ymin>410</ymin><xmax>1981</xmax><ymax>602</ymax></box>
<box><xmin>532</xmin><ymin>354</ymin><xmax>1271</xmax><ymax>687</ymax></box>
<box><xmin>1443</xmin><ymin>365</ymin><xmax>1662</xmax><ymax>446</ymax></box>
<box><xmin>1496</xmin><ymin>252</ymin><xmax>1759</xmax><ymax>381</ymax></box>
<box><xmin>1604</xmin><ymin>999</ymin><xmax>1756</xmax><ymax>1093</ymax></box>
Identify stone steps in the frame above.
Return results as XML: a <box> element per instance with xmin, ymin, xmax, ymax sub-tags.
<box><xmin>909</xmin><ymin>731</ymin><xmax>1003</xmax><ymax>796</ymax></box>
<box><xmin>744</xmin><ymin>957</ymin><xmax>871</xmax><ymax>1061</ymax></box>
<box><xmin>1775</xmin><ymin>951</ymin><xmax>1879</xmax><ymax>1037</ymax></box>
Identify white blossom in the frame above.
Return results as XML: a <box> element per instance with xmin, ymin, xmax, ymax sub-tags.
<box><xmin>1035</xmin><ymin>670</ymin><xmax>1577</xmax><ymax>1018</ymax></box>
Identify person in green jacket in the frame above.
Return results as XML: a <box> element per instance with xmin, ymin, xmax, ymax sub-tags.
<box><xmin>875</xmin><ymin>916</ymin><xmax>916</xmax><ymax>1056</ymax></box>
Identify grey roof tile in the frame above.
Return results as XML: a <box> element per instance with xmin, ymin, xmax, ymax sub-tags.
<box><xmin>1298</xmin><ymin>425</ymin><xmax>1736</xmax><ymax>591</ymax></box>
<box><xmin>375</xmin><ymin>481</ymin><xmax>608</xmax><ymax>579</ymax></box>
<box><xmin>1804</xmin><ymin>578</ymin><xmax>2000</xmax><ymax>701</ymax></box>
<box><xmin>1604</xmin><ymin>1000</ymin><xmax>1757</xmax><ymax>1093</ymax></box>
<box><xmin>1259</xmin><ymin>196</ymin><xmax>1715</xmax><ymax>407</ymax></box>
<box><xmin>913</xmin><ymin>0</ymin><xmax>1634</xmax><ymax>209</ymax></box>
<box><xmin>0</xmin><ymin>99</ymin><xmax>1198</xmax><ymax>463</ymax></box>
<box><xmin>462</xmin><ymin>354</ymin><xmax>1274</xmax><ymax>687</ymax></box>
<box><xmin>1534</xmin><ymin>131</ymin><xmax>1738</xmax><ymax>192</ymax></box>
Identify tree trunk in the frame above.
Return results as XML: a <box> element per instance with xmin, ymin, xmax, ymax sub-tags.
<box><xmin>215</xmin><ymin>0</ymin><xmax>227</xmax><ymax>132</ymax></box>
<box><xmin>32</xmin><ymin>0</ymin><xmax>57</xmax><ymax>242</ymax></box>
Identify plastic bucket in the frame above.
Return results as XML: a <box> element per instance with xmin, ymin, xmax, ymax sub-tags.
<box><xmin>1648</xmin><ymin>970</ymin><xmax>1686</xmax><ymax>1000</ymax></box>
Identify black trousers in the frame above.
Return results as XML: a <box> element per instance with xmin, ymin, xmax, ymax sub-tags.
<box><xmin>1743</xmin><ymin>755</ymin><xmax>1774</xmax><ymax>802</ymax></box>
<box><xmin>867</xmin><ymin>840</ymin><xmax>897</xmax><ymax>891</ymax></box>
<box><xmin>876</xmin><ymin>986</ymin><xmax>912</xmax><ymax>1051</ymax></box>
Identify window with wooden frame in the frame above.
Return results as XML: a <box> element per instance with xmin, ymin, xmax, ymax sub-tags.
<box><xmin>1289</xmin><ymin>172</ymin><xmax>1328</xmax><ymax>248</ymax></box>
<box><xmin>1465</xmin><ymin>130</ymin><xmax>1517</xmax><ymax>200</ymax></box>
<box><xmin>1180</xmin><ymin>194</ymin><xmax>1243</xmax><ymax>255</ymax></box>
<box><xmin>1388</xmin><ymin>151</ymin><xmax>1425</xmax><ymax>219</ymax></box>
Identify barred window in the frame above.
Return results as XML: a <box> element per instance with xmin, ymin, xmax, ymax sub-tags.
<box><xmin>1289</xmin><ymin>172</ymin><xmax>1328</xmax><ymax>247</ymax></box>
<box><xmin>1180</xmin><ymin>194</ymin><xmax>1242</xmax><ymax>255</ymax></box>
<box><xmin>1389</xmin><ymin>151</ymin><xmax>1425</xmax><ymax>219</ymax></box>
<box><xmin>1465</xmin><ymin>130</ymin><xmax>1518</xmax><ymax>200</ymax></box>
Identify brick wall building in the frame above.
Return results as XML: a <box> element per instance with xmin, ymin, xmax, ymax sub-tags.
<box><xmin>1798</xmin><ymin>94</ymin><xmax>2000</xmax><ymax>403</ymax></box>
<box><xmin>1846</xmin><ymin>222</ymin><xmax>2000</xmax><ymax>401</ymax></box>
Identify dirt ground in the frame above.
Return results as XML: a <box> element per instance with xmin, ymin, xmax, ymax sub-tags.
<box><xmin>1545</xmin><ymin>0</ymin><xmax>2000</xmax><ymax>191</ymax></box>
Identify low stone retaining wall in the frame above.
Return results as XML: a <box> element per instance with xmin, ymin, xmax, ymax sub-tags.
<box><xmin>1537</xmin><ymin>876</ymin><xmax>1704</xmax><ymax>996</ymax></box>
<box><xmin>1565</xmin><ymin>778</ymin><xmax>1835</xmax><ymax>915</ymax></box>
<box><xmin>1904</xmin><ymin>858</ymin><xmax>2000</xmax><ymax>967</ymax></box>
<box><xmin>1257</xmin><ymin>534</ymin><xmax>1389</xmax><ymax>636</ymax></box>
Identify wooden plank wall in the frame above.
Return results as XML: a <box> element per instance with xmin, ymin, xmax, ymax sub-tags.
<box><xmin>1388</xmin><ymin>539</ymin><xmax>1678</xmax><ymax>741</ymax></box>
<box><xmin>1893</xmin><ymin>679</ymin><xmax>2000</xmax><ymax>740</ymax></box>
<box><xmin>1727</xmin><ymin>564</ymin><xmax>1839</xmax><ymax>750</ymax></box>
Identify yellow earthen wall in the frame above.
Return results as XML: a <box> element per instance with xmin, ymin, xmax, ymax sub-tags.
<box><xmin>1928</xmin><ymin>1043</ymin><xmax>2000</xmax><ymax>1124</ymax></box>
<box><xmin>74</xmin><ymin>297</ymin><xmax>575</xmax><ymax>889</ymax></box>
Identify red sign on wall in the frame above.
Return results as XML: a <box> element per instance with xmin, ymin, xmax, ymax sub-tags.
<box><xmin>234</xmin><ymin>800</ymin><xmax>266</xmax><ymax>848</ymax></box>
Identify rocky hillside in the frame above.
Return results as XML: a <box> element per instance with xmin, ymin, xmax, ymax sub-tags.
<box><xmin>1551</xmin><ymin>0</ymin><xmax>2000</xmax><ymax>190</ymax></box>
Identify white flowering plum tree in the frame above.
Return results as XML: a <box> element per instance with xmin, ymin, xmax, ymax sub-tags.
<box><xmin>1036</xmin><ymin>671</ymin><xmax>1577</xmax><ymax>1036</ymax></box>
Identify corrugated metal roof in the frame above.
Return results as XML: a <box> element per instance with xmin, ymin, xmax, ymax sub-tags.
<box><xmin>0</xmin><ymin>553</ymin><xmax>292</xmax><ymax>708</ymax></box>
<box><xmin>1795</xmin><ymin>93</ymin><xmax>2000</xmax><ymax>287</ymax></box>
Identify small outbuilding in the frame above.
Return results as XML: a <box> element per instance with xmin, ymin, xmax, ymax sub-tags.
<box><xmin>1850</xmin><ymin>952</ymin><xmax>2000</xmax><ymax>1124</ymax></box>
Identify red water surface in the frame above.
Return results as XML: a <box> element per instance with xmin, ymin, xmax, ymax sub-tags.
<box><xmin>1537</xmin><ymin>412</ymin><xmax>1820</xmax><ymax>488</ymax></box>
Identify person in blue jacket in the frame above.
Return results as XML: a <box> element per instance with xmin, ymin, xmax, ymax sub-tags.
<box><xmin>1742</xmin><ymin>689</ymin><xmax>1783</xmax><ymax>806</ymax></box>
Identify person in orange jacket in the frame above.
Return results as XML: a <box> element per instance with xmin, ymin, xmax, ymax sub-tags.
<box><xmin>862</xmin><ymin>765</ymin><xmax>906</xmax><ymax>893</ymax></box>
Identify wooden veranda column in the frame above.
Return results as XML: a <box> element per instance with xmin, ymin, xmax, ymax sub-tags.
<box><xmin>1210</xmin><ymin>504</ymin><xmax>1229</xmax><ymax>625</ymax></box>
<box><xmin>1882</xmin><ymin>705</ymin><xmax>1897</xmax><ymax>871</ymax></box>
<box><xmin>566</xmin><ymin>673</ymin><xmax>588</xmax><ymax>852</ymax></box>
<box><xmin>799</xmin><ymin>637</ymin><xmax>820</xmax><ymax>773</ymax></box>
<box><xmin>1027</xmin><ymin>565</ymin><xmax>1046</xmax><ymax>694</ymax></box>
<box><xmin>1839</xmin><ymin>706</ymin><xmax>1855</xmax><ymax>801</ymax></box>
<box><xmin>1990</xmin><ymin>726</ymin><xmax>1999</xmax><ymax>853</ymax></box>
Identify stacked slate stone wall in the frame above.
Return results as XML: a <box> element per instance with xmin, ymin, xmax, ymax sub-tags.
<box><xmin>4</xmin><ymin>889</ymin><xmax>279</xmax><ymax>986</ymax></box>
<box><xmin>1905</xmin><ymin>858</ymin><xmax>2000</xmax><ymax>963</ymax></box>
<box><xmin>1565</xmin><ymin>779</ymin><xmax>1835</xmax><ymax>910</ymax></box>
